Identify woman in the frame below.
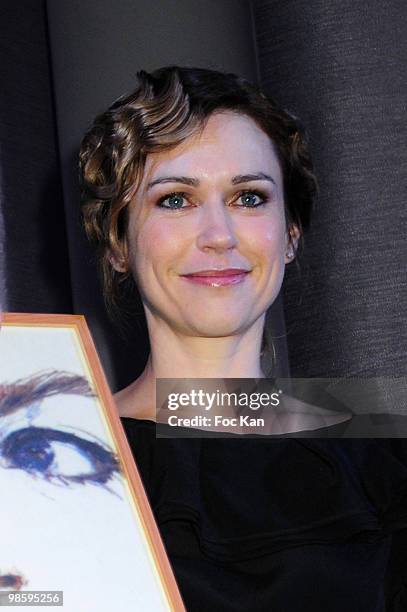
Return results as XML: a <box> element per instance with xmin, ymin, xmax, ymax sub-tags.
<box><xmin>80</xmin><ymin>66</ymin><xmax>407</xmax><ymax>611</ymax></box>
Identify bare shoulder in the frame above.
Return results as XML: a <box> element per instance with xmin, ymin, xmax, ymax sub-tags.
<box><xmin>278</xmin><ymin>394</ymin><xmax>352</xmax><ymax>431</ymax></box>
<box><xmin>113</xmin><ymin>385</ymin><xmax>133</xmax><ymax>417</ymax></box>
<box><xmin>114</xmin><ymin>379</ymin><xmax>155</xmax><ymax>421</ymax></box>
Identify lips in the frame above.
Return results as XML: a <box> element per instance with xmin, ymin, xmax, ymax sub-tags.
<box><xmin>183</xmin><ymin>268</ymin><xmax>249</xmax><ymax>277</ymax></box>
<box><xmin>180</xmin><ymin>268</ymin><xmax>250</xmax><ymax>287</ymax></box>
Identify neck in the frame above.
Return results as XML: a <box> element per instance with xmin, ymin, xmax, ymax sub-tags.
<box><xmin>118</xmin><ymin>317</ymin><xmax>266</xmax><ymax>420</ymax></box>
<box><xmin>147</xmin><ymin>314</ymin><xmax>266</xmax><ymax>378</ymax></box>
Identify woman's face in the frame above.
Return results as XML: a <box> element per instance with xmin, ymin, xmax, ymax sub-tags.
<box><xmin>125</xmin><ymin>111</ymin><xmax>295</xmax><ymax>339</ymax></box>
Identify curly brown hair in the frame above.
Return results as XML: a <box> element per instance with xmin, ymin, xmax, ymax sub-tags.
<box><xmin>79</xmin><ymin>65</ymin><xmax>317</xmax><ymax>320</ymax></box>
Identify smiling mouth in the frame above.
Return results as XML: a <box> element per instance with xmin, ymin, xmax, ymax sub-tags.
<box><xmin>180</xmin><ymin>269</ymin><xmax>250</xmax><ymax>287</ymax></box>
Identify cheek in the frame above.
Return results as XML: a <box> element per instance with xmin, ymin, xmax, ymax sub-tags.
<box><xmin>129</xmin><ymin>219</ymin><xmax>185</xmax><ymax>277</ymax></box>
<box><xmin>242</xmin><ymin>216</ymin><xmax>286</xmax><ymax>260</ymax></box>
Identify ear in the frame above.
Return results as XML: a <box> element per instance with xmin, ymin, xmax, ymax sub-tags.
<box><xmin>284</xmin><ymin>224</ymin><xmax>301</xmax><ymax>264</ymax></box>
<box><xmin>108</xmin><ymin>243</ymin><xmax>129</xmax><ymax>274</ymax></box>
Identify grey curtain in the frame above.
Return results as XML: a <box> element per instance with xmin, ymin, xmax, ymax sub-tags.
<box><xmin>0</xmin><ymin>1</ymin><xmax>71</xmax><ymax>314</ymax></box>
<box><xmin>253</xmin><ymin>0</ymin><xmax>407</xmax><ymax>380</ymax></box>
<box><xmin>1</xmin><ymin>0</ymin><xmax>405</xmax><ymax>401</ymax></box>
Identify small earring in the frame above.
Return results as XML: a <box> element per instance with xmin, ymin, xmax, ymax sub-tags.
<box><xmin>286</xmin><ymin>248</ymin><xmax>295</xmax><ymax>259</ymax></box>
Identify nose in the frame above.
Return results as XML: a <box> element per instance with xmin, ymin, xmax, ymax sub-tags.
<box><xmin>196</xmin><ymin>200</ymin><xmax>238</xmax><ymax>253</ymax></box>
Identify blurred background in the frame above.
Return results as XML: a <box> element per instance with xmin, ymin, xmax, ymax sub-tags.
<box><xmin>0</xmin><ymin>1</ymin><xmax>406</xmax><ymax>407</ymax></box>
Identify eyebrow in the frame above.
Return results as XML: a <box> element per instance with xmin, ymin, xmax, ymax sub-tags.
<box><xmin>0</xmin><ymin>371</ymin><xmax>94</xmax><ymax>417</ymax></box>
<box><xmin>232</xmin><ymin>173</ymin><xmax>276</xmax><ymax>186</ymax></box>
<box><xmin>146</xmin><ymin>172</ymin><xmax>276</xmax><ymax>190</ymax></box>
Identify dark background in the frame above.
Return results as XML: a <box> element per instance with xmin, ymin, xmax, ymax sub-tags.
<box><xmin>1</xmin><ymin>1</ymin><xmax>406</xmax><ymax>408</ymax></box>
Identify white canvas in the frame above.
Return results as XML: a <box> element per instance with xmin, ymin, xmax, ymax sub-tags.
<box><xmin>0</xmin><ymin>321</ymin><xmax>176</xmax><ymax>611</ymax></box>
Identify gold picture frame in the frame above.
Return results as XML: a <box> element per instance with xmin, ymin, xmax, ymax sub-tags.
<box><xmin>0</xmin><ymin>313</ymin><xmax>185</xmax><ymax>611</ymax></box>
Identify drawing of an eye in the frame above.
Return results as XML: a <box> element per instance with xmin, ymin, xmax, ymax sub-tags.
<box><xmin>0</xmin><ymin>427</ymin><xmax>120</xmax><ymax>486</ymax></box>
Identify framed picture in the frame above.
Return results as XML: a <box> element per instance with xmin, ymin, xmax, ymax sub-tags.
<box><xmin>0</xmin><ymin>313</ymin><xmax>185</xmax><ymax>611</ymax></box>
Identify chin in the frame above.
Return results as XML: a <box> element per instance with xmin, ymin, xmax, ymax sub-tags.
<box><xmin>181</xmin><ymin>313</ymin><xmax>256</xmax><ymax>338</ymax></box>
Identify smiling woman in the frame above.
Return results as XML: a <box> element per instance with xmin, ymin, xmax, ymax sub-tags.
<box><xmin>123</xmin><ymin>111</ymin><xmax>292</xmax><ymax>349</ymax></box>
<box><xmin>79</xmin><ymin>66</ymin><xmax>407</xmax><ymax>611</ymax></box>
<box><xmin>80</xmin><ymin>67</ymin><xmax>313</xmax><ymax>358</ymax></box>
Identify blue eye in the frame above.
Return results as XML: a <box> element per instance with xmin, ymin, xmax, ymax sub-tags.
<box><xmin>157</xmin><ymin>192</ymin><xmax>187</xmax><ymax>210</ymax></box>
<box><xmin>1</xmin><ymin>426</ymin><xmax>120</xmax><ymax>486</ymax></box>
<box><xmin>237</xmin><ymin>191</ymin><xmax>266</xmax><ymax>207</ymax></box>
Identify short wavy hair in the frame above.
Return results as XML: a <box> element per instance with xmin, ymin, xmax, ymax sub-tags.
<box><xmin>79</xmin><ymin>65</ymin><xmax>317</xmax><ymax>318</ymax></box>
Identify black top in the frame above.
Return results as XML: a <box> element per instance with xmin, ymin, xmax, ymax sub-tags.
<box><xmin>121</xmin><ymin>417</ymin><xmax>407</xmax><ymax>611</ymax></box>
